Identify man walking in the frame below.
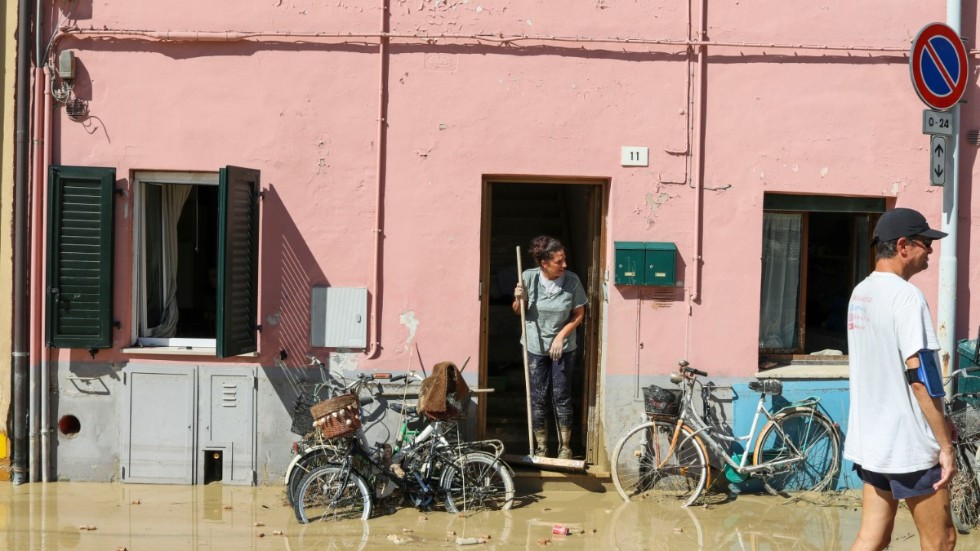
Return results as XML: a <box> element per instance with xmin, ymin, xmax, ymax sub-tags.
<box><xmin>846</xmin><ymin>207</ymin><xmax>956</xmax><ymax>551</ymax></box>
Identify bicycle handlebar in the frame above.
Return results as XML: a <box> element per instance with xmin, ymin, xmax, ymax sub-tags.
<box><xmin>677</xmin><ymin>359</ymin><xmax>708</xmax><ymax>378</ymax></box>
<box><xmin>684</xmin><ymin>366</ymin><xmax>708</xmax><ymax>377</ymax></box>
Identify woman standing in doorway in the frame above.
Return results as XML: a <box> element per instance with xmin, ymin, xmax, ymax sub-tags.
<box><xmin>513</xmin><ymin>235</ymin><xmax>588</xmax><ymax>459</ymax></box>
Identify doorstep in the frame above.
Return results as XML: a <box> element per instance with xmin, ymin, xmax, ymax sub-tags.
<box><xmin>509</xmin><ymin>464</ymin><xmax>613</xmax><ymax>494</ymax></box>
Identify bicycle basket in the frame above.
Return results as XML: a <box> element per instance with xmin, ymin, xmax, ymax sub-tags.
<box><xmin>310</xmin><ymin>393</ymin><xmax>361</xmax><ymax>440</ymax></box>
<box><xmin>418</xmin><ymin>361</ymin><xmax>470</xmax><ymax>421</ymax></box>
<box><xmin>290</xmin><ymin>392</ymin><xmax>319</xmax><ymax>436</ymax></box>
<box><xmin>950</xmin><ymin>403</ymin><xmax>980</xmax><ymax>442</ymax></box>
<box><xmin>643</xmin><ymin>385</ymin><xmax>682</xmax><ymax>417</ymax></box>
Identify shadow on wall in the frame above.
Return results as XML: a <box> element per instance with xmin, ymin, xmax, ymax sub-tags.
<box><xmin>257</xmin><ymin>184</ymin><xmax>332</xmax><ymax>407</ymax></box>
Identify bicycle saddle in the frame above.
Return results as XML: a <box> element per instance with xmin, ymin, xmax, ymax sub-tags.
<box><xmin>748</xmin><ymin>379</ymin><xmax>783</xmax><ymax>396</ymax></box>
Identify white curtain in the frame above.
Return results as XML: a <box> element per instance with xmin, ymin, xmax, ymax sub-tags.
<box><xmin>145</xmin><ymin>185</ymin><xmax>193</xmax><ymax>338</ymax></box>
<box><xmin>759</xmin><ymin>213</ymin><xmax>802</xmax><ymax>349</ymax></box>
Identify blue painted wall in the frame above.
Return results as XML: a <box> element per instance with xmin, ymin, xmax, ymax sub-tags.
<box><xmin>729</xmin><ymin>379</ymin><xmax>861</xmax><ymax>491</ymax></box>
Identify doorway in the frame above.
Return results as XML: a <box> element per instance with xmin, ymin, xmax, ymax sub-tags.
<box><xmin>479</xmin><ymin>179</ymin><xmax>605</xmax><ymax>464</ymax></box>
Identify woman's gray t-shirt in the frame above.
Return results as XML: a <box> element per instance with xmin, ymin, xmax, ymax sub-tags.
<box><xmin>520</xmin><ymin>268</ymin><xmax>588</xmax><ymax>355</ymax></box>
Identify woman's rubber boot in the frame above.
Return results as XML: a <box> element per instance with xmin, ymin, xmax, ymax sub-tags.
<box><xmin>533</xmin><ymin>429</ymin><xmax>549</xmax><ymax>457</ymax></box>
<box><xmin>557</xmin><ymin>427</ymin><xmax>573</xmax><ymax>460</ymax></box>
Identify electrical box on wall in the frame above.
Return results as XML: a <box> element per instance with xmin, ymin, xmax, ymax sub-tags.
<box><xmin>310</xmin><ymin>287</ymin><xmax>368</xmax><ymax>348</ymax></box>
<box><xmin>614</xmin><ymin>242</ymin><xmax>678</xmax><ymax>286</ymax></box>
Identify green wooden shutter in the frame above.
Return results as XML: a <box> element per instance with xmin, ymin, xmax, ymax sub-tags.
<box><xmin>46</xmin><ymin>165</ymin><xmax>116</xmax><ymax>348</ymax></box>
<box><xmin>216</xmin><ymin>166</ymin><xmax>261</xmax><ymax>358</ymax></box>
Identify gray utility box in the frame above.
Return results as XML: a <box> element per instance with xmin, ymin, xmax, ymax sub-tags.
<box><xmin>311</xmin><ymin>287</ymin><xmax>368</xmax><ymax>348</ymax></box>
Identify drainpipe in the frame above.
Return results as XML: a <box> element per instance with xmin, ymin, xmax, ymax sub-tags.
<box><xmin>12</xmin><ymin>0</ymin><xmax>34</xmax><ymax>485</ymax></box>
<box><xmin>937</xmin><ymin>2</ymin><xmax>962</xmax><ymax>381</ymax></box>
<box><xmin>366</xmin><ymin>0</ymin><xmax>389</xmax><ymax>360</ymax></box>
<box><xmin>27</xmin><ymin>65</ymin><xmax>43</xmax><ymax>483</ymax></box>
<box><xmin>689</xmin><ymin>0</ymin><xmax>706</xmax><ymax>304</ymax></box>
<box><xmin>35</xmin><ymin>0</ymin><xmax>51</xmax><ymax>484</ymax></box>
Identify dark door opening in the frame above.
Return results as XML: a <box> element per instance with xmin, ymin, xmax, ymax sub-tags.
<box><xmin>480</xmin><ymin>180</ymin><xmax>604</xmax><ymax>464</ymax></box>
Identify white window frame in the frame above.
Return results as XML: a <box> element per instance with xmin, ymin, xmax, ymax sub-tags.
<box><xmin>131</xmin><ymin>171</ymin><xmax>219</xmax><ymax>349</ymax></box>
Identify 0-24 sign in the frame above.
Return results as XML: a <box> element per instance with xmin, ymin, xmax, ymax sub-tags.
<box><xmin>922</xmin><ymin>109</ymin><xmax>953</xmax><ymax>136</ymax></box>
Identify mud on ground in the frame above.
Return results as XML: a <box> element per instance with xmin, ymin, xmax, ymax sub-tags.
<box><xmin>1</xmin><ymin>483</ymin><xmax>977</xmax><ymax>550</ymax></box>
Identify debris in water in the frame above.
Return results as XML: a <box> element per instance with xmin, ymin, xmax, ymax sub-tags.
<box><xmin>387</xmin><ymin>534</ymin><xmax>414</xmax><ymax>544</ymax></box>
<box><xmin>130</xmin><ymin>500</ymin><xmax>141</xmax><ymax>505</ymax></box>
<box><xmin>272</xmin><ymin>530</ymin><xmax>283</xmax><ymax>536</ymax></box>
<box><xmin>552</xmin><ymin>524</ymin><xmax>569</xmax><ymax>536</ymax></box>
<box><xmin>257</xmin><ymin>533</ymin><xmax>265</xmax><ymax>538</ymax></box>
<box><xmin>419</xmin><ymin>515</ymin><xmax>428</xmax><ymax>521</ymax></box>
<box><xmin>78</xmin><ymin>525</ymin><xmax>97</xmax><ymax>531</ymax></box>
<box><xmin>456</xmin><ymin>536</ymin><xmax>486</xmax><ymax>545</ymax></box>
<box><xmin>536</xmin><ymin>538</ymin><xmax>550</xmax><ymax>546</ymax></box>
<box><xmin>254</xmin><ymin>522</ymin><xmax>265</xmax><ymax>527</ymax></box>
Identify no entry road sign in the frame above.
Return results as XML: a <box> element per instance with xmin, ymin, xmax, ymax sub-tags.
<box><xmin>910</xmin><ymin>22</ymin><xmax>968</xmax><ymax>111</ymax></box>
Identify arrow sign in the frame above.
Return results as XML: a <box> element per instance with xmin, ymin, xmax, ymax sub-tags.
<box><xmin>931</xmin><ymin>135</ymin><xmax>947</xmax><ymax>186</ymax></box>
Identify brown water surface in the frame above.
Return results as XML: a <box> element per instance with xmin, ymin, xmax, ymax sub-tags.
<box><xmin>1</xmin><ymin>482</ymin><xmax>977</xmax><ymax>550</ymax></box>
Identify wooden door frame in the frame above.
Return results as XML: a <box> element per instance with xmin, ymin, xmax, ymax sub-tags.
<box><xmin>477</xmin><ymin>175</ymin><xmax>608</xmax><ymax>465</ymax></box>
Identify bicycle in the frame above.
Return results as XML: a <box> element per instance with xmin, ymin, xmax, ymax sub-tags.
<box><xmin>611</xmin><ymin>360</ymin><xmax>841</xmax><ymax>506</ymax></box>
<box><xmin>943</xmin><ymin>365</ymin><xmax>980</xmax><ymax>533</ymax></box>
<box><xmin>284</xmin><ymin>355</ymin><xmax>424</xmax><ymax>509</ymax></box>
<box><xmin>291</xmin><ymin>358</ymin><xmax>515</xmax><ymax>522</ymax></box>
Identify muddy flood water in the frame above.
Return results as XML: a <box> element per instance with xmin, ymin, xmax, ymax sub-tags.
<box><xmin>3</xmin><ymin>482</ymin><xmax>980</xmax><ymax>550</ymax></box>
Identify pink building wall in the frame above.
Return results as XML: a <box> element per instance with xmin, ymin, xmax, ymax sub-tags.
<box><xmin>34</xmin><ymin>0</ymin><xmax>980</xmax><ymax>480</ymax></box>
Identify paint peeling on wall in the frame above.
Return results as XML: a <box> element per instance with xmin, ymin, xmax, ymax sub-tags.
<box><xmin>424</xmin><ymin>53</ymin><xmax>458</xmax><ymax>71</ymax></box>
<box><xmin>820</xmin><ymin>167</ymin><xmax>829</xmax><ymax>177</ymax></box>
<box><xmin>645</xmin><ymin>191</ymin><xmax>671</xmax><ymax>212</ymax></box>
<box><xmin>265</xmin><ymin>310</ymin><xmax>282</xmax><ymax>326</ymax></box>
<box><xmin>330</xmin><ymin>352</ymin><xmax>359</xmax><ymax>373</ymax></box>
<box><xmin>399</xmin><ymin>311</ymin><xmax>419</xmax><ymax>350</ymax></box>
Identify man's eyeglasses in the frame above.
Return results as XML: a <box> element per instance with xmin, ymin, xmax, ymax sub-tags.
<box><xmin>907</xmin><ymin>236</ymin><xmax>933</xmax><ymax>249</ymax></box>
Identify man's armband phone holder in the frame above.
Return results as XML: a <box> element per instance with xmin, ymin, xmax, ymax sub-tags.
<box><xmin>904</xmin><ymin>350</ymin><xmax>946</xmax><ymax>398</ymax></box>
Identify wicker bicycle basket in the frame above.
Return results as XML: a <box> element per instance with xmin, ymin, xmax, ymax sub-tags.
<box><xmin>310</xmin><ymin>393</ymin><xmax>361</xmax><ymax>440</ymax></box>
<box><xmin>643</xmin><ymin>385</ymin><xmax>682</xmax><ymax>418</ymax></box>
<box><xmin>290</xmin><ymin>392</ymin><xmax>319</xmax><ymax>436</ymax></box>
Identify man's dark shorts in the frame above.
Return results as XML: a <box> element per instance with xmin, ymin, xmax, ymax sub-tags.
<box><xmin>853</xmin><ymin>463</ymin><xmax>942</xmax><ymax>499</ymax></box>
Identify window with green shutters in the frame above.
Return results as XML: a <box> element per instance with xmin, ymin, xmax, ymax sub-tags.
<box><xmin>46</xmin><ymin>165</ymin><xmax>116</xmax><ymax>349</ymax></box>
<box><xmin>48</xmin><ymin>165</ymin><xmax>261</xmax><ymax>358</ymax></box>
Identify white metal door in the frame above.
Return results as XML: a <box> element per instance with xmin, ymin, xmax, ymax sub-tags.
<box><xmin>122</xmin><ymin>366</ymin><xmax>197</xmax><ymax>483</ymax></box>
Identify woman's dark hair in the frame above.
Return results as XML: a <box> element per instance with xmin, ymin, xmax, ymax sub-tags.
<box><xmin>529</xmin><ymin>235</ymin><xmax>564</xmax><ymax>264</ymax></box>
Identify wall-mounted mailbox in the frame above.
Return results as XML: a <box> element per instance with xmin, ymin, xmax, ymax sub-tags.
<box><xmin>614</xmin><ymin>241</ymin><xmax>677</xmax><ymax>286</ymax></box>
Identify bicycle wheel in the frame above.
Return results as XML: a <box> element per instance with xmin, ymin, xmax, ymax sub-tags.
<box><xmin>951</xmin><ymin>443</ymin><xmax>980</xmax><ymax>534</ymax></box>
<box><xmin>286</xmin><ymin>446</ymin><xmax>344</xmax><ymax>509</ymax></box>
<box><xmin>294</xmin><ymin>464</ymin><xmax>372</xmax><ymax>523</ymax></box>
<box><xmin>611</xmin><ymin>419</ymin><xmax>709</xmax><ymax>506</ymax></box>
<box><xmin>440</xmin><ymin>452</ymin><xmax>515</xmax><ymax>513</ymax></box>
<box><xmin>753</xmin><ymin>408</ymin><xmax>840</xmax><ymax>496</ymax></box>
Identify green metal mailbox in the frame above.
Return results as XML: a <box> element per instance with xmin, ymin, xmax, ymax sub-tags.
<box><xmin>614</xmin><ymin>241</ymin><xmax>677</xmax><ymax>286</ymax></box>
<box><xmin>614</xmin><ymin>242</ymin><xmax>645</xmax><ymax>285</ymax></box>
<box><xmin>644</xmin><ymin>242</ymin><xmax>677</xmax><ymax>286</ymax></box>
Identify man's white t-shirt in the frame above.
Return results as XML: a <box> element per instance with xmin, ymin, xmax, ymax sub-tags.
<box><xmin>844</xmin><ymin>271</ymin><xmax>941</xmax><ymax>473</ymax></box>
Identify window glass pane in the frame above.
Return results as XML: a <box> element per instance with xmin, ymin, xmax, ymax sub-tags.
<box><xmin>139</xmin><ymin>179</ymin><xmax>218</xmax><ymax>342</ymax></box>
<box><xmin>805</xmin><ymin>212</ymin><xmax>852</xmax><ymax>354</ymax></box>
<box><xmin>854</xmin><ymin>214</ymin><xmax>871</xmax><ymax>282</ymax></box>
<box><xmin>144</xmin><ymin>184</ymin><xmax>163</xmax><ymax>328</ymax></box>
<box><xmin>175</xmin><ymin>185</ymin><xmax>219</xmax><ymax>338</ymax></box>
<box><xmin>759</xmin><ymin>213</ymin><xmax>802</xmax><ymax>350</ymax></box>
